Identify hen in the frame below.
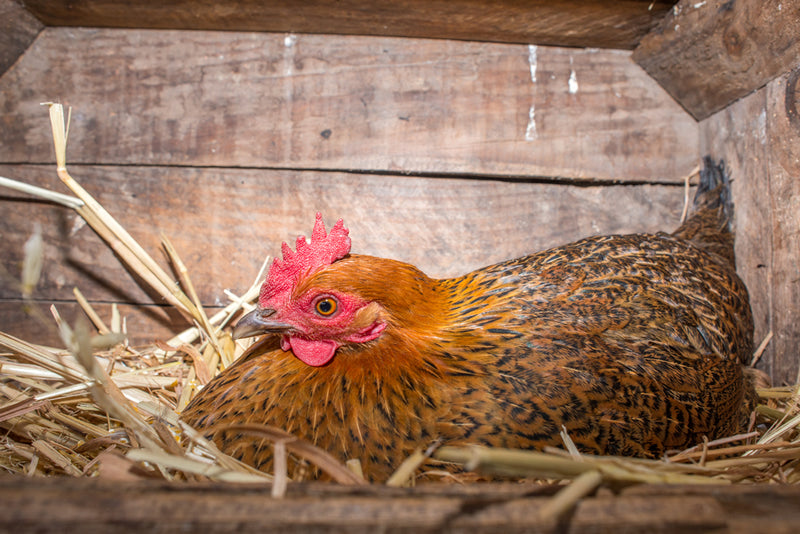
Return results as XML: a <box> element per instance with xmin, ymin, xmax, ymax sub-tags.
<box><xmin>182</xmin><ymin>158</ymin><xmax>755</xmax><ymax>481</ymax></box>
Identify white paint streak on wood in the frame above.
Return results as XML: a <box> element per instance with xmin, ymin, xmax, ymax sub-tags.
<box><xmin>527</xmin><ymin>44</ymin><xmax>537</xmax><ymax>83</ymax></box>
<box><xmin>525</xmin><ymin>105</ymin><xmax>538</xmax><ymax>141</ymax></box>
<box><xmin>283</xmin><ymin>33</ymin><xmax>297</xmax><ymax>76</ymax></box>
<box><xmin>568</xmin><ymin>56</ymin><xmax>578</xmax><ymax>94</ymax></box>
<box><xmin>526</xmin><ymin>45</ymin><xmax>538</xmax><ymax>141</ymax></box>
<box><xmin>525</xmin><ymin>45</ymin><xmax>539</xmax><ymax>141</ymax></box>
<box><xmin>568</xmin><ymin>70</ymin><xmax>578</xmax><ymax>94</ymax></box>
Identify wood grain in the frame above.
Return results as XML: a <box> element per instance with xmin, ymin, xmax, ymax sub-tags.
<box><xmin>21</xmin><ymin>0</ymin><xmax>676</xmax><ymax>50</ymax></box>
<box><xmin>0</xmin><ymin>0</ymin><xmax>42</xmax><ymax>77</ymax></box>
<box><xmin>765</xmin><ymin>67</ymin><xmax>800</xmax><ymax>385</ymax></box>
<box><xmin>634</xmin><ymin>0</ymin><xmax>800</xmax><ymax>120</ymax></box>
<box><xmin>1</xmin><ymin>477</ymin><xmax>800</xmax><ymax>533</ymax></box>
<box><xmin>0</xmin><ymin>28</ymin><xmax>698</xmax><ymax>182</ymax></box>
<box><xmin>700</xmin><ymin>63</ymin><xmax>800</xmax><ymax>385</ymax></box>
<box><xmin>0</xmin><ymin>164</ymin><xmax>687</xmax><ymax>307</ymax></box>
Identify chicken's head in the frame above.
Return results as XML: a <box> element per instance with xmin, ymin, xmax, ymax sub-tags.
<box><xmin>232</xmin><ymin>213</ymin><xmax>387</xmax><ymax>367</ymax></box>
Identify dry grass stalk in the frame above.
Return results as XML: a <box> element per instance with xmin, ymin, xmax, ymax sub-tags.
<box><xmin>537</xmin><ymin>470</ymin><xmax>603</xmax><ymax>523</ymax></box>
<box><xmin>386</xmin><ymin>448</ymin><xmax>427</xmax><ymax>488</ymax></box>
<box><xmin>679</xmin><ymin>164</ymin><xmax>701</xmax><ymax>224</ymax></box>
<box><xmin>435</xmin><ymin>446</ymin><xmax>729</xmax><ymax>485</ymax></box>
<box><xmin>43</xmin><ymin>103</ymin><xmax>202</xmax><ymax>328</ymax></box>
<box><xmin>160</xmin><ymin>233</ymin><xmax>228</xmax><ymax>367</ymax></box>
<box><xmin>125</xmin><ymin>448</ymin><xmax>268</xmax><ymax>483</ymax></box>
<box><xmin>72</xmin><ymin>288</ymin><xmax>111</xmax><ymax>335</ymax></box>
<box><xmin>0</xmin><ymin>175</ymin><xmax>83</xmax><ymax>209</ymax></box>
<box><xmin>751</xmin><ymin>331</ymin><xmax>774</xmax><ymax>367</ymax></box>
<box><xmin>346</xmin><ymin>458</ymin><xmax>365</xmax><ymax>480</ymax></box>
<box><xmin>225</xmin><ymin>424</ymin><xmax>367</xmax><ymax>485</ymax></box>
<box><xmin>386</xmin><ymin>439</ymin><xmax>442</xmax><ymax>487</ymax></box>
<box><xmin>0</xmin><ymin>322</ymin><xmax>276</xmax><ymax>481</ymax></box>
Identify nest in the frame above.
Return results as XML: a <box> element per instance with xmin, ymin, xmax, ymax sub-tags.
<box><xmin>1</xmin><ymin>105</ymin><xmax>799</xmax><ymax>520</ymax></box>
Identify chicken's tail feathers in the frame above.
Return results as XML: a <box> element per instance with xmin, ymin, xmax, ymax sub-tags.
<box><xmin>694</xmin><ymin>156</ymin><xmax>734</xmax><ymax>228</ymax></box>
<box><xmin>672</xmin><ymin>156</ymin><xmax>736</xmax><ymax>266</ymax></box>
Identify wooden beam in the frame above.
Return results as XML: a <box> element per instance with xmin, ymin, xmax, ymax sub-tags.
<box><xmin>634</xmin><ymin>0</ymin><xmax>800</xmax><ymax>120</ymax></box>
<box><xmin>0</xmin><ymin>0</ymin><xmax>43</xmax><ymax>77</ymax></box>
<box><xmin>0</xmin><ymin>28</ymin><xmax>698</xmax><ymax>183</ymax></box>
<box><xmin>0</xmin><ymin>164</ymin><xmax>687</xmax><ymax>346</ymax></box>
<box><xmin>21</xmin><ymin>0</ymin><xmax>676</xmax><ymax>50</ymax></box>
<box><xmin>1</xmin><ymin>477</ymin><xmax>800</xmax><ymax>532</ymax></box>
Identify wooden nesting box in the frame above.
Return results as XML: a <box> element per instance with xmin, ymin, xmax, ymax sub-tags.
<box><xmin>1</xmin><ymin>0</ymin><xmax>799</xmax><ymax>530</ymax></box>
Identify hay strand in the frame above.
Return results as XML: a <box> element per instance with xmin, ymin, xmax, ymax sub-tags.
<box><xmin>538</xmin><ymin>470</ymin><xmax>603</xmax><ymax>523</ymax></box>
<box><xmin>224</xmin><ymin>424</ymin><xmax>368</xmax><ymax>486</ymax></box>
<box><xmin>0</xmin><ymin>175</ymin><xmax>84</xmax><ymax>209</ymax></box>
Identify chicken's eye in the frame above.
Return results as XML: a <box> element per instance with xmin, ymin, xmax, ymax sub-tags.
<box><xmin>315</xmin><ymin>297</ymin><xmax>338</xmax><ymax>317</ymax></box>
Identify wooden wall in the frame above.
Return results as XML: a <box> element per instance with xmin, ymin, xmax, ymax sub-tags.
<box><xmin>0</xmin><ymin>1</ymin><xmax>797</xmax><ymax>385</ymax></box>
<box><xmin>0</xmin><ymin>28</ymin><xmax>694</xmax><ymax>341</ymax></box>
<box><xmin>700</xmin><ymin>66</ymin><xmax>800</xmax><ymax>385</ymax></box>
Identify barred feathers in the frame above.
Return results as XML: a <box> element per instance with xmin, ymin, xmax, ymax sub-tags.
<box><xmin>182</xmin><ymin>158</ymin><xmax>755</xmax><ymax>481</ymax></box>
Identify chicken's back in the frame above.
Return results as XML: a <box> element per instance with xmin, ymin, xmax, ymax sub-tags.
<box><xmin>446</xmin><ymin>238</ymin><xmax>752</xmax><ymax>457</ymax></box>
<box><xmin>438</xmin><ymin>157</ymin><xmax>754</xmax><ymax>456</ymax></box>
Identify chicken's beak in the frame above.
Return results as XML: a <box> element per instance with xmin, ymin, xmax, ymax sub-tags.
<box><xmin>232</xmin><ymin>308</ymin><xmax>293</xmax><ymax>340</ymax></box>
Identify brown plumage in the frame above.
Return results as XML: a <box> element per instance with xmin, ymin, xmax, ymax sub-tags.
<box><xmin>181</xmin><ymin>157</ymin><xmax>755</xmax><ymax>481</ymax></box>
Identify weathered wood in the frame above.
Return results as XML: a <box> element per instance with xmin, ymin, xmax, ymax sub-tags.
<box><xmin>700</xmin><ymin>63</ymin><xmax>800</xmax><ymax>386</ymax></box>
<box><xmin>1</xmin><ymin>477</ymin><xmax>799</xmax><ymax>533</ymax></box>
<box><xmin>765</xmin><ymin>67</ymin><xmax>800</xmax><ymax>385</ymax></box>
<box><xmin>0</xmin><ymin>164</ymin><xmax>687</xmax><ymax>346</ymax></box>
<box><xmin>0</xmin><ymin>28</ymin><xmax>698</xmax><ymax>182</ymax></box>
<box><xmin>634</xmin><ymin>0</ymin><xmax>800</xmax><ymax>121</ymax></box>
<box><xmin>21</xmin><ymin>0</ymin><xmax>676</xmax><ymax>50</ymax></box>
<box><xmin>0</xmin><ymin>0</ymin><xmax>43</xmax><ymax>77</ymax></box>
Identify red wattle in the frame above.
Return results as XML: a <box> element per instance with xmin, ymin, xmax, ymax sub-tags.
<box><xmin>288</xmin><ymin>337</ymin><xmax>338</xmax><ymax>366</ymax></box>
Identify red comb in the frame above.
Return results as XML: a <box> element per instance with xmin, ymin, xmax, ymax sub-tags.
<box><xmin>260</xmin><ymin>213</ymin><xmax>351</xmax><ymax>304</ymax></box>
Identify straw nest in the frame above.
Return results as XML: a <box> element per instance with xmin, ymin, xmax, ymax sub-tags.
<box><xmin>1</xmin><ymin>105</ymin><xmax>798</xmax><ymax>515</ymax></box>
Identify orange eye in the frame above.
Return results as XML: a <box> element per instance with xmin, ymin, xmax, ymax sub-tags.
<box><xmin>315</xmin><ymin>297</ymin><xmax>338</xmax><ymax>316</ymax></box>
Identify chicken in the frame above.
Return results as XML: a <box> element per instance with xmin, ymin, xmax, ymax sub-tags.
<box><xmin>181</xmin><ymin>157</ymin><xmax>755</xmax><ymax>482</ymax></box>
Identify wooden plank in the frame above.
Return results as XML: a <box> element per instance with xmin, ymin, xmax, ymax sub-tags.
<box><xmin>0</xmin><ymin>28</ymin><xmax>698</xmax><ymax>182</ymax></box>
<box><xmin>0</xmin><ymin>0</ymin><xmax>43</xmax><ymax>77</ymax></box>
<box><xmin>634</xmin><ymin>0</ymin><xmax>800</xmax><ymax>120</ymax></box>
<box><xmin>1</xmin><ymin>477</ymin><xmax>800</xmax><ymax>533</ymax></box>
<box><xmin>699</xmin><ymin>86</ymin><xmax>774</xmax><ymax>378</ymax></box>
<box><xmin>0</xmin><ymin>164</ymin><xmax>687</xmax><ymax>309</ymax></box>
<box><xmin>700</xmin><ymin>63</ymin><xmax>800</xmax><ymax>386</ymax></box>
<box><xmin>765</xmin><ymin>66</ymin><xmax>800</xmax><ymax>385</ymax></box>
<box><xmin>21</xmin><ymin>0</ymin><xmax>677</xmax><ymax>50</ymax></box>
<box><xmin>623</xmin><ymin>484</ymin><xmax>800</xmax><ymax>534</ymax></box>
